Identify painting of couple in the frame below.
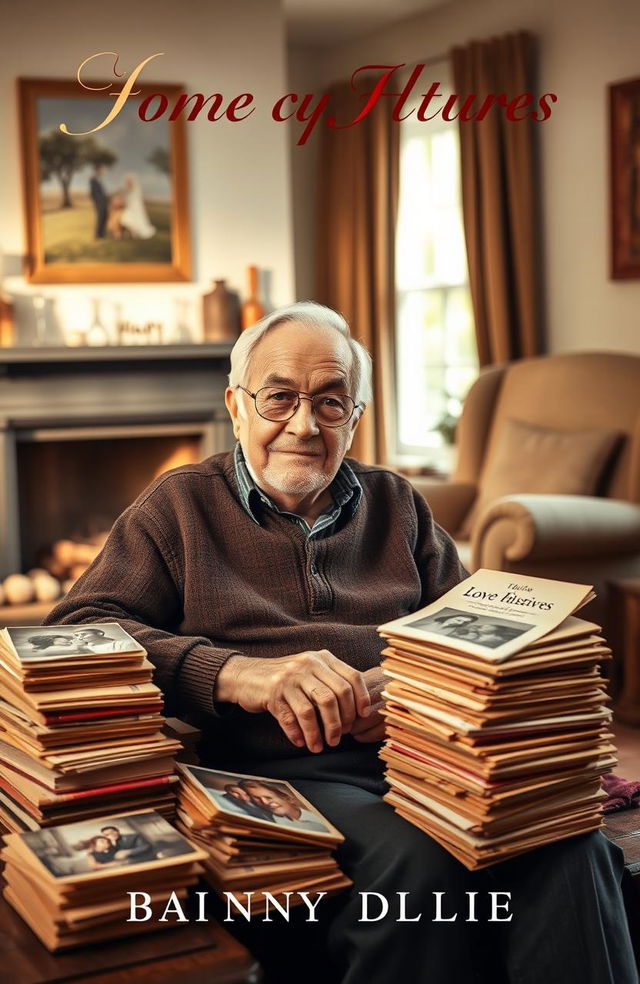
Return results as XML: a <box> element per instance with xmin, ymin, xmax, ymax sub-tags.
<box><xmin>90</xmin><ymin>167</ymin><xmax>156</xmax><ymax>242</ymax></box>
<box><xmin>19</xmin><ymin>77</ymin><xmax>190</xmax><ymax>282</ymax></box>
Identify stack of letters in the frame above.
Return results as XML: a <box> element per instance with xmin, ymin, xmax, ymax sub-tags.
<box><xmin>0</xmin><ymin>623</ymin><xmax>181</xmax><ymax>831</ymax></box>
<box><xmin>1</xmin><ymin>810</ymin><xmax>205</xmax><ymax>950</ymax></box>
<box><xmin>176</xmin><ymin>763</ymin><xmax>351</xmax><ymax>911</ymax></box>
<box><xmin>378</xmin><ymin>571</ymin><xmax>615</xmax><ymax>868</ymax></box>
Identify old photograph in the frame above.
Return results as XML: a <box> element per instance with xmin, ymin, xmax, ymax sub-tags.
<box><xmin>20</xmin><ymin>812</ymin><xmax>197</xmax><ymax>879</ymax></box>
<box><xmin>404</xmin><ymin>607</ymin><xmax>536</xmax><ymax>649</ymax></box>
<box><xmin>9</xmin><ymin>622</ymin><xmax>144</xmax><ymax>660</ymax></box>
<box><xmin>185</xmin><ymin>765</ymin><xmax>333</xmax><ymax>835</ymax></box>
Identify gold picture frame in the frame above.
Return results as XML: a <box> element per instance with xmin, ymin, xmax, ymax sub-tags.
<box><xmin>19</xmin><ymin>77</ymin><xmax>191</xmax><ymax>283</ymax></box>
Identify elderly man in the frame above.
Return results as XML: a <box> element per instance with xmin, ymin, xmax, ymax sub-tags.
<box><xmin>44</xmin><ymin>303</ymin><xmax>636</xmax><ymax>984</ymax></box>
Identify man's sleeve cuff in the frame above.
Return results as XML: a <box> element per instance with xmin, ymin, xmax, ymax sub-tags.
<box><xmin>177</xmin><ymin>643</ymin><xmax>242</xmax><ymax>717</ymax></box>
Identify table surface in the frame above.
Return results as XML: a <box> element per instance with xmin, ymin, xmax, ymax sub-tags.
<box><xmin>0</xmin><ymin>885</ymin><xmax>261</xmax><ymax>984</ymax></box>
<box><xmin>608</xmin><ymin>579</ymin><xmax>640</xmax><ymax>724</ymax></box>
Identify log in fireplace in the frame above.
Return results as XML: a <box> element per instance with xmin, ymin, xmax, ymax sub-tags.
<box><xmin>0</xmin><ymin>344</ymin><xmax>235</xmax><ymax>579</ymax></box>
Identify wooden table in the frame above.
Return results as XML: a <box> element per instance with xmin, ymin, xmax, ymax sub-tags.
<box><xmin>604</xmin><ymin>809</ymin><xmax>640</xmax><ymax>965</ymax></box>
<box><xmin>608</xmin><ymin>580</ymin><xmax>640</xmax><ymax>725</ymax></box>
<box><xmin>0</xmin><ymin>887</ymin><xmax>261</xmax><ymax>984</ymax></box>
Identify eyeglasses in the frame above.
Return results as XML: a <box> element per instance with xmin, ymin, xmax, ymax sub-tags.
<box><xmin>235</xmin><ymin>385</ymin><xmax>361</xmax><ymax>427</ymax></box>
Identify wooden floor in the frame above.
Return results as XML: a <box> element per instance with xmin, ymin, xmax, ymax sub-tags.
<box><xmin>612</xmin><ymin>718</ymin><xmax>640</xmax><ymax>778</ymax></box>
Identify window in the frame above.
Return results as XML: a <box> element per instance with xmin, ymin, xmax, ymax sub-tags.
<box><xmin>395</xmin><ymin>66</ymin><xmax>478</xmax><ymax>468</ymax></box>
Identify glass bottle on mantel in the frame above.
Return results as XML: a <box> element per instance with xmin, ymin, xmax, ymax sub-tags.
<box><xmin>0</xmin><ymin>295</ymin><xmax>15</xmax><ymax>347</ymax></box>
<box><xmin>0</xmin><ymin>246</ymin><xmax>14</xmax><ymax>346</ymax></box>
<box><xmin>86</xmin><ymin>298</ymin><xmax>109</xmax><ymax>346</ymax></box>
<box><xmin>202</xmin><ymin>279</ymin><xmax>241</xmax><ymax>342</ymax></box>
<box><xmin>241</xmin><ymin>265</ymin><xmax>264</xmax><ymax>330</ymax></box>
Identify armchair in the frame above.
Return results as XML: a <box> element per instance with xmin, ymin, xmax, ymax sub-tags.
<box><xmin>411</xmin><ymin>352</ymin><xmax>640</xmax><ymax>627</ymax></box>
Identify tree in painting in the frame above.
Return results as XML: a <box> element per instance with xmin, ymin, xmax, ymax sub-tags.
<box><xmin>39</xmin><ymin>131</ymin><xmax>117</xmax><ymax>209</ymax></box>
<box><xmin>147</xmin><ymin>146</ymin><xmax>171</xmax><ymax>176</ymax></box>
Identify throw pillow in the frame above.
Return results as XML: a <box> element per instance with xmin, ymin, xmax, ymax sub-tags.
<box><xmin>460</xmin><ymin>418</ymin><xmax>621</xmax><ymax>538</ymax></box>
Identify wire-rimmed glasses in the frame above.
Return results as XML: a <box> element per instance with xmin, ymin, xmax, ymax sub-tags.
<box><xmin>235</xmin><ymin>385</ymin><xmax>361</xmax><ymax>428</ymax></box>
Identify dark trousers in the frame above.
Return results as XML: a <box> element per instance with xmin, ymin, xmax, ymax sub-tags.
<box><xmin>227</xmin><ymin>745</ymin><xmax>638</xmax><ymax>984</ymax></box>
<box><xmin>94</xmin><ymin>202</ymin><xmax>107</xmax><ymax>238</ymax></box>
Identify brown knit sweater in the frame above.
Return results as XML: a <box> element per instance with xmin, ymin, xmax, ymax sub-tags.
<box><xmin>44</xmin><ymin>451</ymin><xmax>466</xmax><ymax>766</ymax></box>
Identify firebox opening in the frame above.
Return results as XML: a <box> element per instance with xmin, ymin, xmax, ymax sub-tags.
<box><xmin>17</xmin><ymin>433</ymin><xmax>203</xmax><ymax>578</ymax></box>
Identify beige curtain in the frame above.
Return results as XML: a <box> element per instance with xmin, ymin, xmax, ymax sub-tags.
<box><xmin>316</xmin><ymin>80</ymin><xmax>399</xmax><ymax>464</ymax></box>
<box><xmin>452</xmin><ymin>31</ymin><xmax>543</xmax><ymax>365</ymax></box>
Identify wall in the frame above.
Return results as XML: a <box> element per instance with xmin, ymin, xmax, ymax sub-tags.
<box><xmin>0</xmin><ymin>0</ymin><xmax>294</xmax><ymax>343</ymax></box>
<box><xmin>299</xmin><ymin>0</ymin><xmax>640</xmax><ymax>355</ymax></box>
<box><xmin>287</xmin><ymin>46</ymin><xmax>324</xmax><ymax>303</ymax></box>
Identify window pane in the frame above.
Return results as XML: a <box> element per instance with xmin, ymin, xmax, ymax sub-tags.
<box><xmin>443</xmin><ymin>287</ymin><xmax>475</xmax><ymax>366</ymax></box>
<box><xmin>396</xmin><ymin>138</ymin><xmax>434</xmax><ymax>290</ymax></box>
<box><xmin>397</xmin><ymin>291</ymin><xmax>445</xmax><ymax>447</ymax></box>
<box><xmin>432</xmin><ymin>204</ymin><xmax>468</xmax><ymax>285</ymax></box>
<box><xmin>395</xmin><ymin>62</ymin><xmax>478</xmax><ymax>461</ymax></box>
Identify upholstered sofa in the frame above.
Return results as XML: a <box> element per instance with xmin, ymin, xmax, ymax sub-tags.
<box><xmin>410</xmin><ymin>352</ymin><xmax>640</xmax><ymax>628</ymax></box>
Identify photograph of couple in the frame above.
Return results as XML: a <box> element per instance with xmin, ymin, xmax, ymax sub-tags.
<box><xmin>80</xmin><ymin>823</ymin><xmax>157</xmax><ymax>870</ymax></box>
<box><xmin>9</xmin><ymin>622</ymin><xmax>143</xmax><ymax>659</ymax></box>
<box><xmin>22</xmin><ymin>813</ymin><xmax>195</xmax><ymax>878</ymax></box>
<box><xmin>35</xmin><ymin>94</ymin><xmax>173</xmax><ymax>266</ymax></box>
<box><xmin>406</xmin><ymin>607</ymin><xmax>535</xmax><ymax>649</ymax></box>
<box><xmin>186</xmin><ymin>765</ymin><xmax>332</xmax><ymax>835</ymax></box>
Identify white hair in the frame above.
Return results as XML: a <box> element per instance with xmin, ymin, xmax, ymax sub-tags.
<box><xmin>227</xmin><ymin>301</ymin><xmax>373</xmax><ymax>407</ymax></box>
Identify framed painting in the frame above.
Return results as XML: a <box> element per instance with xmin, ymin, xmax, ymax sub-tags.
<box><xmin>18</xmin><ymin>77</ymin><xmax>191</xmax><ymax>283</ymax></box>
<box><xmin>610</xmin><ymin>77</ymin><xmax>640</xmax><ymax>280</ymax></box>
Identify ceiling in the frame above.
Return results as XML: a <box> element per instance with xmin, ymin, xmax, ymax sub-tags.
<box><xmin>284</xmin><ymin>0</ymin><xmax>449</xmax><ymax>46</ymax></box>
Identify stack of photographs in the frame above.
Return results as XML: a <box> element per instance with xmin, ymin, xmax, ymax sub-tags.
<box><xmin>162</xmin><ymin>717</ymin><xmax>201</xmax><ymax>764</ymax></box>
<box><xmin>377</xmin><ymin>570</ymin><xmax>615</xmax><ymax>869</ymax></box>
<box><xmin>1</xmin><ymin>810</ymin><xmax>206</xmax><ymax>951</ymax></box>
<box><xmin>0</xmin><ymin>623</ymin><xmax>182</xmax><ymax>831</ymax></box>
<box><xmin>176</xmin><ymin>764</ymin><xmax>351</xmax><ymax>912</ymax></box>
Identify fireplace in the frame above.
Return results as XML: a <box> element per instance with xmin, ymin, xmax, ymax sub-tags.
<box><xmin>17</xmin><ymin>429</ymin><xmax>213</xmax><ymax>575</ymax></box>
<box><xmin>0</xmin><ymin>344</ymin><xmax>235</xmax><ymax>580</ymax></box>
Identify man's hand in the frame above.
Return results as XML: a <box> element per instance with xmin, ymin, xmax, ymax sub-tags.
<box><xmin>215</xmin><ymin>650</ymin><xmax>371</xmax><ymax>753</ymax></box>
<box><xmin>350</xmin><ymin>666</ymin><xmax>387</xmax><ymax>743</ymax></box>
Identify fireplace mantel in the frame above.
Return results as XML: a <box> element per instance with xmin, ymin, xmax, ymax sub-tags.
<box><xmin>0</xmin><ymin>343</ymin><xmax>233</xmax><ymax>370</ymax></box>
<box><xmin>0</xmin><ymin>343</ymin><xmax>235</xmax><ymax>578</ymax></box>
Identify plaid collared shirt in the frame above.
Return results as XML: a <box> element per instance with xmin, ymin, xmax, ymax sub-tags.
<box><xmin>233</xmin><ymin>442</ymin><xmax>362</xmax><ymax>539</ymax></box>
